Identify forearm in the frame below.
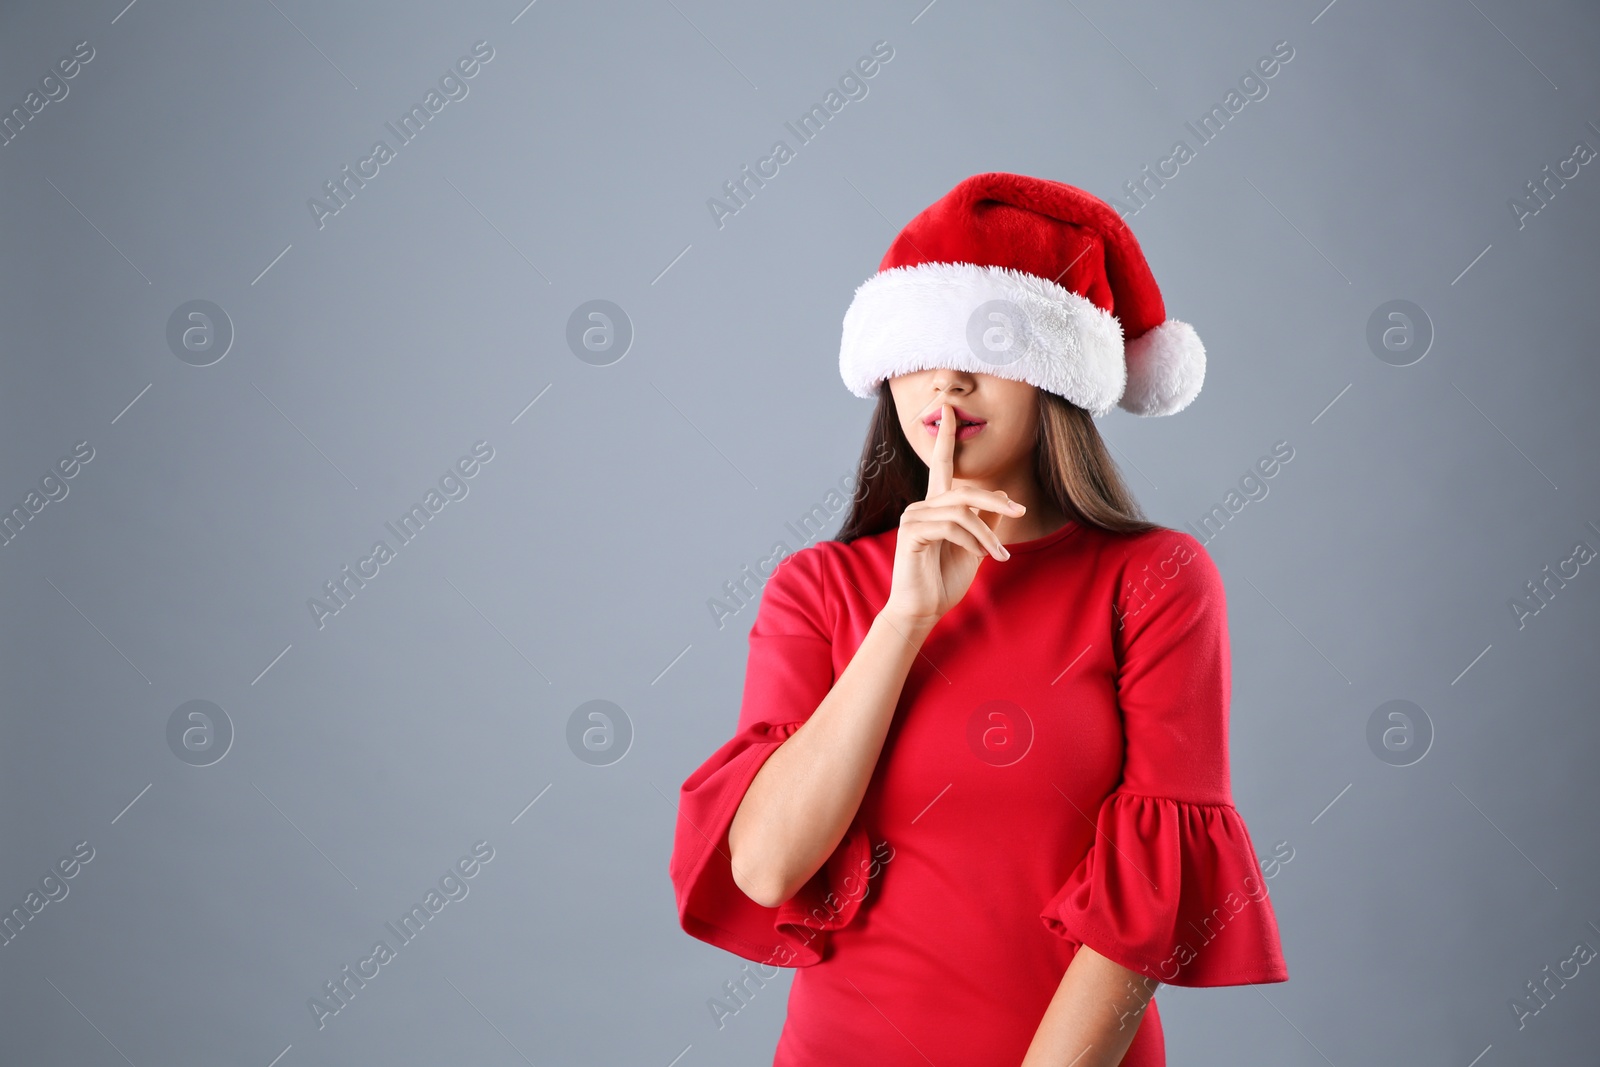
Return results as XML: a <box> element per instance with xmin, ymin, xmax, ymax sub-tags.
<box><xmin>728</xmin><ymin>608</ymin><xmax>931</xmax><ymax>906</ymax></box>
<box><xmin>1021</xmin><ymin>944</ymin><xmax>1158</xmax><ymax>1067</ymax></box>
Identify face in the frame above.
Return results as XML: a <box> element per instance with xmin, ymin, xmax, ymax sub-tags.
<box><xmin>887</xmin><ymin>368</ymin><xmax>1041</xmax><ymax>485</ymax></box>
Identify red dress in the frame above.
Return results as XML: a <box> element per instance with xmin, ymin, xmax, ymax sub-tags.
<box><xmin>669</xmin><ymin>520</ymin><xmax>1288</xmax><ymax>1065</ymax></box>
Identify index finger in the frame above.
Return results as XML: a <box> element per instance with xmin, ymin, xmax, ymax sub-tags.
<box><xmin>926</xmin><ymin>400</ymin><xmax>955</xmax><ymax>500</ymax></box>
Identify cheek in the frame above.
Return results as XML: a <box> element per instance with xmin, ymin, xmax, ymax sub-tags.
<box><xmin>988</xmin><ymin>423</ymin><xmax>1032</xmax><ymax>460</ymax></box>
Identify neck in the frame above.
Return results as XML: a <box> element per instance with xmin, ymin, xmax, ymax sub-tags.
<box><xmin>951</xmin><ymin>475</ymin><xmax>1070</xmax><ymax>544</ymax></box>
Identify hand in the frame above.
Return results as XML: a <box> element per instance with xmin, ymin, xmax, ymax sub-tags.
<box><xmin>883</xmin><ymin>400</ymin><xmax>1025</xmax><ymax>630</ymax></box>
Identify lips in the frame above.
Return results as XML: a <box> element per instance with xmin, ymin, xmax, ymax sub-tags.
<box><xmin>923</xmin><ymin>404</ymin><xmax>985</xmax><ymax>430</ymax></box>
<box><xmin>923</xmin><ymin>404</ymin><xmax>986</xmax><ymax>441</ymax></box>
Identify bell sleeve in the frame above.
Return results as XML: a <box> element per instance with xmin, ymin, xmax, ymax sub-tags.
<box><xmin>1040</xmin><ymin>533</ymin><xmax>1290</xmax><ymax>987</ymax></box>
<box><xmin>668</xmin><ymin>546</ymin><xmax>876</xmax><ymax>967</ymax></box>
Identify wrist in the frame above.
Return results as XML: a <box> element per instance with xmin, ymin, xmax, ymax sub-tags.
<box><xmin>876</xmin><ymin>606</ymin><xmax>937</xmax><ymax>643</ymax></box>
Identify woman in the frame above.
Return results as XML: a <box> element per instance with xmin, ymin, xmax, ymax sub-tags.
<box><xmin>669</xmin><ymin>173</ymin><xmax>1288</xmax><ymax>1066</ymax></box>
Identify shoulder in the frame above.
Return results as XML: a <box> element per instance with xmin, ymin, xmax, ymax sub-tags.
<box><xmin>758</xmin><ymin>531</ymin><xmax>892</xmax><ymax>626</ymax></box>
<box><xmin>1103</xmin><ymin>525</ymin><xmax>1216</xmax><ymax>573</ymax></box>
<box><xmin>750</xmin><ymin>540</ymin><xmax>842</xmax><ymax>638</ymax></box>
<box><xmin>1102</xmin><ymin>526</ymin><xmax>1225</xmax><ymax>613</ymax></box>
<box><xmin>758</xmin><ymin>541</ymin><xmax>826</xmax><ymax>604</ymax></box>
<box><xmin>771</xmin><ymin>529</ymin><xmax>893</xmax><ymax>586</ymax></box>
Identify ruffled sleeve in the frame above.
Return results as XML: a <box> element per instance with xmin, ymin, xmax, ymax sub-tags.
<box><xmin>1040</xmin><ymin>533</ymin><xmax>1289</xmax><ymax>987</ymax></box>
<box><xmin>669</xmin><ymin>547</ymin><xmax>877</xmax><ymax>967</ymax></box>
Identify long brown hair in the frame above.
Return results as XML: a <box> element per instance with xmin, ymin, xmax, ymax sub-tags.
<box><xmin>834</xmin><ymin>381</ymin><xmax>1163</xmax><ymax>544</ymax></box>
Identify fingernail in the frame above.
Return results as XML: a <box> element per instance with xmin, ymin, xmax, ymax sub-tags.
<box><xmin>998</xmin><ymin>545</ymin><xmax>1011</xmax><ymax>560</ymax></box>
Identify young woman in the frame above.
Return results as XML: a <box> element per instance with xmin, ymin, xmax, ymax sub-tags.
<box><xmin>669</xmin><ymin>173</ymin><xmax>1288</xmax><ymax>1066</ymax></box>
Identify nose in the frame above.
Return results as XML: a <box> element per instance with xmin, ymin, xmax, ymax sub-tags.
<box><xmin>927</xmin><ymin>377</ymin><xmax>970</xmax><ymax>416</ymax></box>
<box><xmin>930</xmin><ymin>371</ymin><xmax>972</xmax><ymax>402</ymax></box>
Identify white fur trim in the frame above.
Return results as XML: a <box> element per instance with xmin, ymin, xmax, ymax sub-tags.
<box><xmin>839</xmin><ymin>262</ymin><xmax>1127</xmax><ymax>416</ymax></box>
<box><xmin>1116</xmin><ymin>319</ymin><xmax>1205</xmax><ymax>417</ymax></box>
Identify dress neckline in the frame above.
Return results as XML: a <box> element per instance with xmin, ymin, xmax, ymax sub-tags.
<box><xmin>1001</xmin><ymin>518</ymin><xmax>1081</xmax><ymax>554</ymax></box>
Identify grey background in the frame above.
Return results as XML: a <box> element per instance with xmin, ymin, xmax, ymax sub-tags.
<box><xmin>1</xmin><ymin>0</ymin><xmax>1597</xmax><ymax>1064</ymax></box>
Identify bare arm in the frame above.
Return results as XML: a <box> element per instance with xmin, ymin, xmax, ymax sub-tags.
<box><xmin>728</xmin><ymin>399</ymin><xmax>1020</xmax><ymax>908</ymax></box>
<box><xmin>727</xmin><ymin>605</ymin><xmax>932</xmax><ymax>907</ymax></box>
<box><xmin>1020</xmin><ymin>944</ymin><xmax>1158</xmax><ymax>1067</ymax></box>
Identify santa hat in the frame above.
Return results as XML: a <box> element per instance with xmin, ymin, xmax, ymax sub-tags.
<box><xmin>838</xmin><ymin>172</ymin><xmax>1205</xmax><ymax>417</ymax></box>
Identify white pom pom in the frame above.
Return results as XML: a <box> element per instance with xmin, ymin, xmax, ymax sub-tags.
<box><xmin>1118</xmin><ymin>319</ymin><xmax>1205</xmax><ymax>417</ymax></box>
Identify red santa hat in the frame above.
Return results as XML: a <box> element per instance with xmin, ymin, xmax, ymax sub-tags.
<box><xmin>838</xmin><ymin>172</ymin><xmax>1205</xmax><ymax>417</ymax></box>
